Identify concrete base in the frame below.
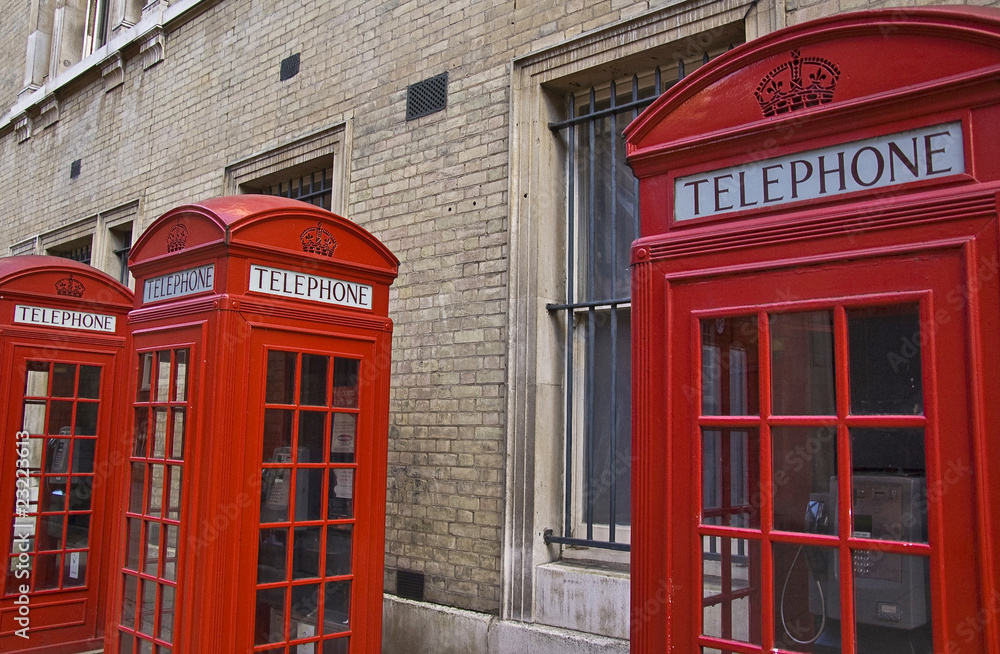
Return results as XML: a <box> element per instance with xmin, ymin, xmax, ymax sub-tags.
<box><xmin>382</xmin><ymin>595</ymin><xmax>629</xmax><ymax>654</ymax></box>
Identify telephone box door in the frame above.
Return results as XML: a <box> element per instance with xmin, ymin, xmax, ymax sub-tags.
<box><xmin>242</xmin><ymin>327</ymin><xmax>385</xmax><ymax>654</ymax></box>
<box><xmin>665</xmin><ymin>247</ymin><xmax>986</xmax><ymax>654</ymax></box>
<box><xmin>2</xmin><ymin>347</ymin><xmax>117</xmax><ymax>649</ymax></box>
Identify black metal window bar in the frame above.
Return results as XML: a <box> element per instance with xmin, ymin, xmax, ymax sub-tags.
<box><xmin>545</xmin><ymin>56</ymin><xmax>711</xmax><ymax>552</ymax></box>
<box><xmin>265</xmin><ymin>168</ymin><xmax>333</xmax><ymax>211</ymax></box>
<box><xmin>113</xmin><ymin>232</ymin><xmax>132</xmax><ymax>285</ymax></box>
<box><xmin>55</xmin><ymin>243</ymin><xmax>93</xmax><ymax>266</ymax></box>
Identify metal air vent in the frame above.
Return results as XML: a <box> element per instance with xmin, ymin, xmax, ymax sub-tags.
<box><xmin>395</xmin><ymin>569</ymin><xmax>425</xmax><ymax>601</ymax></box>
<box><xmin>406</xmin><ymin>72</ymin><xmax>448</xmax><ymax>120</ymax></box>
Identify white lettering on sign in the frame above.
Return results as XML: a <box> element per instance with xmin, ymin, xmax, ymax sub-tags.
<box><xmin>14</xmin><ymin>305</ymin><xmax>117</xmax><ymax>332</ymax></box>
<box><xmin>674</xmin><ymin>122</ymin><xmax>965</xmax><ymax>221</ymax></box>
<box><xmin>249</xmin><ymin>264</ymin><xmax>373</xmax><ymax>310</ymax></box>
<box><xmin>142</xmin><ymin>264</ymin><xmax>215</xmax><ymax>303</ymax></box>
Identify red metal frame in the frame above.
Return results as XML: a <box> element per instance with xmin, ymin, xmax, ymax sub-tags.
<box><xmin>626</xmin><ymin>8</ymin><xmax>1000</xmax><ymax>654</ymax></box>
<box><xmin>0</xmin><ymin>256</ymin><xmax>132</xmax><ymax>654</ymax></box>
<box><xmin>105</xmin><ymin>196</ymin><xmax>397</xmax><ymax>654</ymax></box>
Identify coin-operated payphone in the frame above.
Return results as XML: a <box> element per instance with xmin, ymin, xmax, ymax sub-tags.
<box><xmin>0</xmin><ymin>256</ymin><xmax>133</xmax><ymax>653</ymax></box>
<box><xmin>106</xmin><ymin>196</ymin><xmax>398</xmax><ymax>654</ymax></box>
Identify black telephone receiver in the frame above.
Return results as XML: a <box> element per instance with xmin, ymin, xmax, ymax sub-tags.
<box><xmin>803</xmin><ymin>499</ymin><xmax>830</xmax><ymax>575</ymax></box>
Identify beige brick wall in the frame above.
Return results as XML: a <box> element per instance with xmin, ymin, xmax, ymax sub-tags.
<box><xmin>0</xmin><ymin>2</ymin><xmax>27</xmax><ymax>109</ymax></box>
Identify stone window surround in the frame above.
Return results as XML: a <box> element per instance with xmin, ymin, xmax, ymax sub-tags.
<box><xmin>504</xmin><ymin>0</ymin><xmax>753</xmax><ymax>631</ymax></box>
<box><xmin>223</xmin><ymin>122</ymin><xmax>353</xmax><ymax>219</ymax></box>
<box><xmin>1</xmin><ymin>0</ymin><xmax>209</xmax><ymax>139</ymax></box>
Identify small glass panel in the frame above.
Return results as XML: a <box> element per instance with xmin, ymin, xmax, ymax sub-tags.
<box><xmin>52</xmin><ymin>363</ymin><xmax>77</xmax><ymax>397</ymax></box>
<box><xmin>850</xmin><ymin>429</ymin><xmax>928</xmax><ymax>543</ymax></box>
<box><xmin>324</xmin><ymin>581</ymin><xmax>351</xmax><ymax>633</ymax></box>
<box><xmin>48</xmin><ymin>401</ymin><xmax>74</xmax><ymax>434</ymax></box>
<box><xmin>702</xmin><ymin>429</ymin><xmax>760</xmax><ymax>529</ymax></box>
<box><xmin>293</xmin><ymin>527</ymin><xmax>322</xmax><ymax>580</ymax></box>
<box><xmin>139</xmin><ymin>579</ymin><xmax>157</xmax><ymax>634</ymax></box>
<box><xmin>326</xmin><ymin>525</ymin><xmax>352</xmax><ymax>577</ymax></box>
<box><xmin>701</xmin><ymin>316</ymin><xmax>760</xmax><ymax>416</ymax></box>
<box><xmin>159</xmin><ymin>585</ymin><xmax>175</xmax><ymax>641</ymax></box>
<box><xmin>772</xmin><ymin>426</ymin><xmax>837</xmax><ymax>533</ymax></box>
<box><xmin>68</xmin><ymin>476</ymin><xmax>93</xmax><ymax>511</ymax></box>
<box><xmin>22</xmin><ymin>400</ymin><xmax>46</xmax><ymax>434</ymax></box>
<box><xmin>45</xmin><ymin>437</ymin><xmax>71</xmax><ymax>475</ymax></box>
<box><xmin>300</xmin><ymin>354</ymin><xmax>329</xmax><ymax>406</ymax></box>
<box><xmin>65</xmin><ymin>513</ymin><xmax>88</xmax><ymax>548</ymax></box>
<box><xmin>262</xmin><ymin>468</ymin><xmax>291</xmax><ymax>523</ymax></box>
<box><xmin>163</xmin><ymin>525</ymin><xmax>179</xmax><ymax>582</ymax></box>
<box><xmin>133</xmin><ymin>408</ymin><xmax>149</xmax><ymax>457</ymax></box>
<box><xmin>42</xmin><ymin>475</ymin><xmax>67</xmax><ymax>511</ymax></box>
<box><xmin>75</xmin><ymin>438</ymin><xmax>96</xmax><ymax>473</ymax></box>
<box><xmin>255</xmin><ymin>587</ymin><xmax>287</xmax><ymax>645</ymax></box>
<box><xmin>144</xmin><ymin>522</ymin><xmax>161</xmax><ymax>576</ymax></box>
<box><xmin>332</xmin><ymin>359</ymin><xmax>359</xmax><ymax>408</ymax></box>
<box><xmin>155</xmin><ymin>351</ymin><xmax>172</xmax><ymax>402</ymax></box>
<box><xmin>152</xmin><ymin>410</ymin><xmax>168</xmax><ymax>459</ymax></box>
<box><xmin>129</xmin><ymin>463</ymin><xmax>146</xmax><ymax>514</ymax></box>
<box><xmin>166</xmin><ymin>466</ymin><xmax>182</xmax><ymax>520</ymax></box>
<box><xmin>75</xmin><ymin>402</ymin><xmax>99</xmax><ymax>435</ymax></box>
<box><xmin>126</xmin><ymin>518</ymin><xmax>142</xmax><ymax>570</ymax></box>
<box><xmin>266</xmin><ymin>351</ymin><xmax>298</xmax><ymax>405</ymax></box>
<box><xmin>38</xmin><ymin>514</ymin><xmax>64</xmax><ymax>550</ymax></box>
<box><xmin>119</xmin><ymin>634</ymin><xmax>135</xmax><ymax>654</ymax></box>
<box><xmin>138</xmin><ymin>352</ymin><xmax>154</xmax><ymax>402</ymax></box>
<box><xmin>290</xmin><ymin>584</ymin><xmax>320</xmax><ymax>638</ymax></box>
<box><xmin>78</xmin><ymin>365</ymin><xmax>101</xmax><ymax>399</ymax></box>
<box><xmin>258</xmin><ymin>528</ymin><xmax>288</xmax><ymax>584</ymax></box>
<box><xmin>35</xmin><ymin>552</ymin><xmax>61</xmax><ymax>589</ymax></box>
<box><xmin>330</xmin><ymin>415</ymin><xmax>357</xmax><ymax>464</ymax></box>
<box><xmin>328</xmin><ymin>470</ymin><xmax>354</xmax><ymax>520</ymax></box>
<box><xmin>122</xmin><ymin>575</ymin><xmax>139</xmax><ymax>627</ymax></box>
<box><xmin>173</xmin><ymin>350</ymin><xmax>188</xmax><ymax>402</ymax></box>
<box><xmin>773</xmin><ymin>542</ymin><xmax>839</xmax><ymax>652</ymax></box>
<box><xmin>64</xmin><ymin>550</ymin><xmax>87</xmax><ymax>587</ymax></box>
<box><xmin>323</xmin><ymin>637</ymin><xmax>349</xmax><ymax>654</ymax></box>
<box><xmin>148</xmin><ymin>464</ymin><xmax>164</xmax><ymax>518</ymax></box>
<box><xmin>702</xmin><ymin>536</ymin><xmax>760</xmax><ymax>645</ymax></box>
<box><xmin>770</xmin><ymin>311</ymin><xmax>835</xmax><ymax>415</ymax></box>
<box><xmin>263</xmin><ymin>410</ymin><xmax>294</xmax><ymax>463</ymax></box>
<box><xmin>854</xmin><ymin>553</ymin><xmax>932</xmax><ymax>653</ymax></box>
<box><xmin>25</xmin><ymin>362</ymin><xmax>50</xmax><ymax>396</ymax></box>
<box><xmin>299</xmin><ymin>412</ymin><xmax>326</xmax><ymax>463</ymax></box>
<box><xmin>296</xmin><ymin>469</ymin><xmax>324</xmax><ymax>522</ymax></box>
<box><xmin>171</xmin><ymin>409</ymin><xmax>185</xmax><ymax>460</ymax></box>
<box><xmin>848</xmin><ymin>305</ymin><xmax>923</xmax><ymax>415</ymax></box>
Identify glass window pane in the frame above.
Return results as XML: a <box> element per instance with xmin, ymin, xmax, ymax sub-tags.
<box><xmin>126</xmin><ymin>518</ymin><xmax>142</xmax><ymax>570</ymax></box>
<box><xmin>122</xmin><ymin>575</ymin><xmax>139</xmax><ymax>628</ymax></box>
<box><xmin>166</xmin><ymin>466</ymin><xmax>182</xmax><ymax>520</ymax></box>
<box><xmin>299</xmin><ymin>411</ymin><xmax>326</xmax><ymax>463</ymax></box>
<box><xmin>66</xmin><ymin>514</ymin><xmax>89</xmax><ymax>549</ymax></box>
<box><xmin>68</xmin><ymin>476</ymin><xmax>93</xmax><ymax>511</ymax></box>
<box><xmin>133</xmin><ymin>408</ymin><xmax>149</xmax><ymax>458</ymax></box>
<box><xmin>45</xmin><ymin>436</ymin><xmax>71</xmax><ymax>476</ymax></box>
<box><xmin>702</xmin><ymin>429</ymin><xmax>760</xmax><ymax>529</ymax></box>
<box><xmin>38</xmin><ymin>514</ymin><xmax>64</xmax><ymax>551</ymax></box>
<box><xmin>772</xmin><ymin>426</ymin><xmax>837</xmax><ymax>534</ymax></box>
<box><xmin>290</xmin><ymin>584</ymin><xmax>320</xmax><ymax>639</ymax></box>
<box><xmin>138</xmin><ymin>352</ymin><xmax>154</xmax><ymax>402</ymax></box>
<box><xmin>25</xmin><ymin>362</ymin><xmax>49</xmax><ymax>396</ymax></box>
<box><xmin>300</xmin><ymin>354</ymin><xmax>329</xmax><ymax>406</ymax></box>
<box><xmin>258</xmin><ymin>528</ymin><xmax>287</xmax><ymax>584</ymax></box>
<box><xmin>296</xmin><ymin>469</ymin><xmax>323</xmax><ymax>522</ymax></box>
<box><xmin>171</xmin><ymin>409</ymin><xmax>186</xmax><ymax>460</ymax></box>
<box><xmin>323</xmin><ymin>581</ymin><xmax>351</xmax><ymax>633</ymax></box>
<box><xmin>139</xmin><ymin>578</ymin><xmax>157</xmax><ymax>634</ymax></box>
<box><xmin>155</xmin><ymin>351</ymin><xmax>172</xmax><ymax>402</ymax></box>
<box><xmin>328</xmin><ymin>470</ymin><xmax>354</xmax><ymax>520</ymax></box>
<box><xmin>35</xmin><ymin>552</ymin><xmax>61</xmax><ymax>590</ymax></box>
<box><xmin>144</xmin><ymin>522</ymin><xmax>161</xmax><ymax>576</ymax></box>
<box><xmin>701</xmin><ymin>316</ymin><xmax>760</xmax><ymax>416</ymax></box>
<box><xmin>64</xmin><ymin>550</ymin><xmax>86</xmax><ymax>587</ymax></box>
<box><xmin>262</xmin><ymin>468</ymin><xmax>291</xmax><ymax>523</ymax></box>
<box><xmin>49</xmin><ymin>401</ymin><xmax>74</xmax><ymax>434</ymax></box>
<box><xmin>173</xmin><ymin>349</ymin><xmax>188</xmax><ymax>402</ymax></box>
<box><xmin>152</xmin><ymin>409</ymin><xmax>168</xmax><ymax>459</ymax></box>
<box><xmin>855</xmin><ymin>553</ymin><xmax>932</xmax><ymax>652</ymax></box>
<box><xmin>848</xmin><ymin>305</ymin><xmax>923</xmax><ymax>415</ymax></box>
<box><xmin>850</xmin><ymin>428</ymin><xmax>927</xmax><ymax>544</ymax></box>
<box><xmin>159</xmin><ymin>585</ymin><xmax>175</xmax><ymax>642</ymax></box>
<box><xmin>770</xmin><ymin>311</ymin><xmax>835</xmax><ymax>415</ymax></box>
<box><xmin>22</xmin><ymin>400</ymin><xmax>46</xmax><ymax>434</ymax></box>
<box><xmin>255</xmin><ymin>587</ymin><xmax>286</xmax><ymax>645</ymax></box>
<box><xmin>774</xmin><ymin>542</ymin><xmax>838</xmax><ymax>651</ymax></box>
<box><xmin>263</xmin><ymin>410</ymin><xmax>294</xmax><ymax>463</ymax></box>
<box><xmin>119</xmin><ymin>634</ymin><xmax>135</xmax><ymax>654</ymax></box>
<box><xmin>129</xmin><ymin>463</ymin><xmax>146</xmax><ymax>514</ymax></box>
<box><xmin>52</xmin><ymin>363</ymin><xmax>77</xmax><ymax>397</ymax></box>
<box><xmin>163</xmin><ymin>525</ymin><xmax>179</xmax><ymax>582</ymax></box>
<box><xmin>293</xmin><ymin>527</ymin><xmax>321</xmax><ymax>580</ymax></box>
<box><xmin>42</xmin><ymin>474</ymin><xmax>67</xmax><ymax>511</ymax></box>
<box><xmin>78</xmin><ymin>365</ymin><xmax>101</xmax><ymax>399</ymax></box>
<box><xmin>702</xmin><ymin>536</ymin><xmax>760</xmax><ymax>645</ymax></box>
<box><xmin>266</xmin><ymin>351</ymin><xmax>297</xmax><ymax>405</ymax></box>
<box><xmin>75</xmin><ymin>438</ymin><xmax>96</xmax><ymax>473</ymax></box>
<box><xmin>75</xmin><ymin>402</ymin><xmax>99</xmax><ymax>435</ymax></box>
<box><xmin>148</xmin><ymin>464</ymin><xmax>164</xmax><ymax>518</ymax></box>
<box><xmin>323</xmin><ymin>637</ymin><xmax>349</xmax><ymax>654</ymax></box>
<box><xmin>330</xmin><ymin>414</ymin><xmax>356</xmax><ymax>464</ymax></box>
<box><xmin>326</xmin><ymin>525</ymin><xmax>352</xmax><ymax>577</ymax></box>
<box><xmin>332</xmin><ymin>359</ymin><xmax>359</xmax><ymax>408</ymax></box>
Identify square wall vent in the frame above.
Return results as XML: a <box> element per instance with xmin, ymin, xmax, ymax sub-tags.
<box><xmin>406</xmin><ymin>72</ymin><xmax>448</xmax><ymax>120</ymax></box>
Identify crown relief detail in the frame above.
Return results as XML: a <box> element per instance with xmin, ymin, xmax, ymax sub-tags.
<box><xmin>300</xmin><ymin>223</ymin><xmax>337</xmax><ymax>258</ymax></box>
<box><xmin>755</xmin><ymin>49</ymin><xmax>840</xmax><ymax>117</ymax></box>
<box><xmin>55</xmin><ymin>275</ymin><xmax>85</xmax><ymax>297</ymax></box>
<box><xmin>166</xmin><ymin>219</ymin><xmax>188</xmax><ymax>252</ymax></box>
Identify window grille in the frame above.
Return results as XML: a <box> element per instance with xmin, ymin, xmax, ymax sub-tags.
<box><xmin>262</xmin><ymin>168</ymin><xmax>333</xmax><ymax>211</ymax></box>
<box><xmin>55</xmin><ymin>243</ymin><xmax>93</xmax><ymax>266</ymax></box>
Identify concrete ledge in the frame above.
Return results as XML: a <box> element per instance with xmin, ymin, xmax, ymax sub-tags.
<box><xmin>534</xmin><ymin>560</ymin><xmax>630</xmax><ymax>639</ymax></box>
<box><xmin>382</xmin><ymin>595</ymin><xmax>628</xmax><ymax>654</ymax></box>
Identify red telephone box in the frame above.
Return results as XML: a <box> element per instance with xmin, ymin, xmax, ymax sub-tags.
<box><xmin>0</xmin><ymin>256</ymin><xmax>133</xmax><ymax>653</ymax></box>
<box><xmin>626</xmin><ymin>8</ymin><xmax>1000</xmax><ymax>654</ymax></box>
<box><xmin>106</xmin><ymin>196</ymin><xmax>398</xmax><ymax>653</ymax></box>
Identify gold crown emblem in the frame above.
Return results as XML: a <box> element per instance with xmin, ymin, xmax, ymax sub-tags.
<box><xmin>300</xmin><ymin>223</ymin><xmax>337</xmax><ymax>257</ymax></box>
<box><xmin>166</xmin><ymin>220</ymin><xmax>188</xmax><ymax>252</ymax></box>
<box><xmin>755</xmin><ymin>49</ymin><xmax>840</xmax><ymax>117</ymax></box>
<box><xmin>55</xmin><ymin>275</ymin><xmax>85</xmax><ymax>297</ymax></box>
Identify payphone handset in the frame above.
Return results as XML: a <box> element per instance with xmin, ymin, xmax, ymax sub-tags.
<box><xmin>264</xmin><ymin>447</ymin><xmax>293</xmax><ymax>510</ymax></box>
